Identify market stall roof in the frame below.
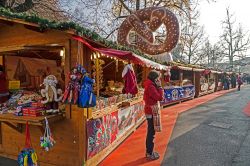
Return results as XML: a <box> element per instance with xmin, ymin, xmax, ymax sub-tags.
<box><xmin>133</xmin><ymin>54</ymin><xmax>169</xmax><ymax>70</ymax></box>
<box><xmin>73</xmin><ymin>36</ymin><xmax>168</xmax><ymax>70</ymax></box>
<box><xmin>192</xmin><ymin>68</ymin><xmax>205</xmax><ymax>72</ymax></box>
<box><xmin>0</xmin><ymin>7</ymin><xmax>158</xmax><ymax>64</ymax></box>
<box><xmin>171</xmin><ymin>65</ymin><xmax>193</xmax><ymax>71</ymax></box>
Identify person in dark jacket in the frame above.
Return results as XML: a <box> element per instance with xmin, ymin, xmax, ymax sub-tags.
<box><xmin>143</xmin><ymin>70</ymin><xmax>164</xmax><ymax>160</ymax></box>
<box><xmin>231</xmin><ymin>74</ymin><xmax>237</xmax><ymax>88</ymax></box>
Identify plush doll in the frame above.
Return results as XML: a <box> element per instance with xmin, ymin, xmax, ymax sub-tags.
<box><xmin>78</xmin><ymin>71</ymin><xmax>96</xmax><ymax>108</ymax></box>
<box><xmin>40</xmin><ymin>75</ymin><xmax>63</xmax><ymax>112</ymax></box>
<box><xmin>62</xmin><ymin>67</ymin><xmax>82</xmax><ymax>104</ymax></box>
<box><xmin>40</xmin><ymin>75</ymin><xmax>63</xmax><ymax>103</ymax></box>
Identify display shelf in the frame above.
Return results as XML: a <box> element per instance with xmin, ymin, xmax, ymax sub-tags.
<box><xmin>91</xmin><ymin>97</ymin><xmax>143</xmax><ymax>119</ymax></box>
<box><xmin>0</xmin><ymin>113</ymin><xmax>64</xmax><ymax>126</ymax></box>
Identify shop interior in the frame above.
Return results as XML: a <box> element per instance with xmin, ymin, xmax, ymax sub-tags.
<box><xmin>90</xmin><ymin>52</ymin><xmax>144</xmax><ymax>111</ymax></box>
<box><xmin>0</xmin><ymin>45</ymin><xmax>66</xmax><ymax>115</ymax></box>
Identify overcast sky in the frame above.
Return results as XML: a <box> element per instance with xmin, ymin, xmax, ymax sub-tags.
<box><xmin>199</xmin><ymin>0</ymin><xmax>250</xmax><ymax>44</ymax></box>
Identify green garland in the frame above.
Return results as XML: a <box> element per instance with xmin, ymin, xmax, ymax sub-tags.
<box><xmin>0</xmin><ymin>7</ymin><xmax>159</xmax><ymax>63</ymax></box>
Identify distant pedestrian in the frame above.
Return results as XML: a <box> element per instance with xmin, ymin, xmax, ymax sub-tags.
<box><xmin>223</xmin><ymin>75</ymin><xmax>230</xmax><ymax>90</ymax></box>
<box><xmin>237</xmin><ymin>74</ymin><xmax>243</xmax><ymax>91</ymax></box>
<box><xmin>231</xmin><ymin>74</ymin><xmax>237</xmax><ymax>88</ymax></box>
<box><xmin>143</xmin><ymin>70</ymin><xmax>164</xmax><ymax>160</ymax></box>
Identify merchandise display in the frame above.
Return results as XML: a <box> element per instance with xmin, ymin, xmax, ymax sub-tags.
<box><xmin>40</xmin><ymin>117</ymin><xmax>56</xmax><ymax>151</ymax></box>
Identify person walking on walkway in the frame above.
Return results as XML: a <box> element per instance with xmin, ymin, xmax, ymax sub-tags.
<box><xmin>237</xmin><ymin>74</ymin><xmax>243</xmax><ymax>91</ymax></box>
<box><xmin>231</xmin><ymin>74</ymin><xmax>237</xmax><ymax>88</ymax></box>
<box><xmin>143</xmin><ymin>70</ymin><xmax>164</xmax><ymax>160</ymax></box>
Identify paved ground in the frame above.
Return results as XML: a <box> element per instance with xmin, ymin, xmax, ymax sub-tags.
<box><xmin>162</xmin><ymin>85</ymin><xmax>250</xmax><ymax>166</ymax></box>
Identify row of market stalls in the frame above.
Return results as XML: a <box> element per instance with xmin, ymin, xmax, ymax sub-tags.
<box><xmin>0</xmin><ymin>11</ymin><xmax>230</xmax><ymax>166</ymax></box>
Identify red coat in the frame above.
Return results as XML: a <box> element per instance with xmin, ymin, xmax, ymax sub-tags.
<box><xmin>143</xmin><ymin>79</ymin><xmax>164</xmax><ymax>115</ymax></box>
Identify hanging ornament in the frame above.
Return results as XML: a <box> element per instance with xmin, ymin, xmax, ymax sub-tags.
<box><xmin>17</xmin><ymin>122</ymin><xmax>38</xmax><ymax>166</ymax></box>
<box><xmin>40</xmin><ymin>117</ymin><xmax>56</xmax><ymax>152</ymax></box>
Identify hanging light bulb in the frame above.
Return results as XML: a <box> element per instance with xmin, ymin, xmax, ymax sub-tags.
<box><xmin>94</xmin><ymin>53</ymin><xmax>97</xmax><ymax>59</ymax></box>
<box><xmin>60</xmin><ymin>50</ymin><xmax>64</xmax><ymax>57</ymax></box>
<box><xmin>91</xmin><ymin>54</ymin><xmax>93</xmax><ymax>60</ymax></box>
<box><xmin>98</xmin><ymin>52</ymin><xmax>101</xmax><ymax>58</ymax></box>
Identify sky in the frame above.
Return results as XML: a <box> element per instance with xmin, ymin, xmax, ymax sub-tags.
<box><xmin>199</xmin><ymin>0</ymin><xmax>250</xmax><ymax>44</ymax></box>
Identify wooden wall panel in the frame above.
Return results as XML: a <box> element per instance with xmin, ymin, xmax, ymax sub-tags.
<box><xmin>0</xmin><ymin>115</ymin><xmax>80</xmax><ymax>166</ymax></box>
<box><xmin>0</xmin><ymin>24</ymin><xmax>70</xmax><ymax>52</ymax></box>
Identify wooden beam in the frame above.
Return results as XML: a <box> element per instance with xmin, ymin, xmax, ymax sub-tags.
<box><xmin>3</xmin><ymin>122</ymin><xmax>22</xmax><ymax>133</ymax></box>
<box><xmin>0</xmin><ymin>46</ymin><xmax>25</xmax><ymax>53</ymax></box>
<box><xmin>0</xmin><ymin>20</ymin><xmax>14</xmax><ymax>26</ymax></box>
<box><xmin>24</xmin><ymin>24</ymin><xmax>47</xmax><ymax>33</ymax></box>
<box><xmin>0</xmin><ymin>122</ymin><xmax>2</xmax><ymax>144</ymax></box>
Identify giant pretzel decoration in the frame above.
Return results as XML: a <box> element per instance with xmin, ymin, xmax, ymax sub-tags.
<box><xmin>117</xmin><ymin>7</ymin><xmax>180</xmax><ymax>55</ymax></box>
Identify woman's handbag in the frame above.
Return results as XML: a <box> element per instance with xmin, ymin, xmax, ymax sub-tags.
<box><xmin>151</xmin><ymin>102</ymin><xmax>162</xmax><ymax>132</ymax></box>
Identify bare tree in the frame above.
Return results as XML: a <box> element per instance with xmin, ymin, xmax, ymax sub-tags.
<box><xmin>196</xmin><ymin>40</ymin><xmax>224</xmax><ymax>67</ymax></box>
<box><xmin>60</xmin><ymin>0</ymin><xmax>193</xmax><ymax>40</ymax></box>
<box><xmin>220</xmin><ymin>8</ymin><xmax>250</xmax><ymax>71</ymax></box>
<box><xmin>177</xmin><ymin>1</ymin><xmax>207</xmax><ymax>64</ymax></box>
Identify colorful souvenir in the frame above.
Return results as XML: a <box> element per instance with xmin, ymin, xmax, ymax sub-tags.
<box><xmin>78</xmin><ymin>72</ymin><xmax>96</xmax><ymax>108</ymax></box>
<box><xmin>62</xmin><ymin>66</ymin><xmax>82</xmax><ymax>104</ymax></box>
<box><xmin>40</xmin><ymin>75</ymin><xmax>63</xmax><ymax>104</ymax></box>
<box><xmin>17</xmin><ymin>122</ymin><xmax>38</xmax><ymax>166</ymax></box>
<box><xmin>40</xmin><ymin>117</ymin><xmax>56</xmax><ymax>152</ymax></box>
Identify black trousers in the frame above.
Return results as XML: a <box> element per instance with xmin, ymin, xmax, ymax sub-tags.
<box><xmin>238</xmin><ymin>84</ymin><xmax>241</xmax><ymax>91</ymax></box>
<box><xmin>146</xmin><ymin>118</ymin><xmax>155</xmax><ymax>155</ymax></box>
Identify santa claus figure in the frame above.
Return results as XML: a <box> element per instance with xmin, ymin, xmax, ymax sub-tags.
<box><xmin>163</xmin><ymin>69</ymin><xmax>171</xmax><ymax>83</ymax></box>
<box><xmin>122</xmin><ymin>63</ymin><xmax>138</xmax><ymax>96</ymax></box>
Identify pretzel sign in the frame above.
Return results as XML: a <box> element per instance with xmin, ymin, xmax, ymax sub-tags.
<box><xmin>117</xmin><ymin>7</ymin><xmax>180</xmax><ymax>55</ymax></box>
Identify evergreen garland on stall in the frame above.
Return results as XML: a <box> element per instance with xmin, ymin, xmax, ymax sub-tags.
<box><xmin>0</xmin><ymin>7</ymin><xmax>160</xmax><ymax>64</ymax></box>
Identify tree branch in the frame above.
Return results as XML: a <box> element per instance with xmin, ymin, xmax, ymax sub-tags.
<box><xmin>118</xmin><ymin>0</ymin><xmax>132</xmax><ymax>14</ymax></box>
<box><xmin>12</xmin><ymin>0</ymin><xmax>34</xmax><ymax>13</ymax></box>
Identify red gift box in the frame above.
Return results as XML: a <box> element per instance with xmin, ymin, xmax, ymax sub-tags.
<box><xmin>31</xmin><ymin>102</ymin><xmax>44</xmax><ymax>108</ymax></box>
<box><xmin>23</xmin><ymin>107</ymin><xmax>43</xmax><ymax>117</ymax></box>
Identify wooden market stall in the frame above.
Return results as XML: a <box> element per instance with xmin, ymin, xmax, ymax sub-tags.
<box><xmin>161</xmin><ymin>65</ymin><xmax>195</xmax><ymax>107</ymax></box>
<box><xmin>0</xmin><ymin>12</ymin><xmax>169</xmax><ymax>166</ymax></box>
<box><xmin>193</xmin><ymin>68</ymin><xmax>219</xmax><ymax>97</ymax></box>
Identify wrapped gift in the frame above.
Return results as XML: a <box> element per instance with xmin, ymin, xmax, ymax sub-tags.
<box><xmin>23</xmin><ymin>107</ymin><xmax>44</xmax><ymax>117</ymax></box>
<box><xmin>31</xmin><ymin>102</ymin><xmax>44</xmax><ymax>108</ymax></box>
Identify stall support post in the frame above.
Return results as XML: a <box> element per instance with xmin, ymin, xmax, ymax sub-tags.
<box><xmin>79</xmin><ymin>108</ymin><xmax>88</xmax><ymax>166</ymax></box>
<box><xmin>180</xmin><ymin>70</ymin><xmax>183</xmax><ymax>86</ymax></box>
<box><xmin>95</xmin><ymin>58</ymin><xmax>100</xmax><ymax>98</ymax></box>
<box><xmin>193</xmin><ymin>70</ymin><xmax>196</xmax><ymax>85</ymax></box>
<box><xmin>195</xmin><ymin>71</ymin><xmax>201</xmax><ymax>97</ymax></box>
<box><xmin>215</xmin><ymin>73</ymin><xmax>219</xmax><ymax>91</ymax></box>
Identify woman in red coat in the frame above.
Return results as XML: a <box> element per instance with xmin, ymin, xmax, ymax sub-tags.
<box><xmin>0</xmin><ymin>65</ymin><xmax>9</xmax><ymax>104</ymax></box>
<box><xmin>143</xmin><ymin>70</ymin><xmax>164</xmax><ymax>160</ymax></box>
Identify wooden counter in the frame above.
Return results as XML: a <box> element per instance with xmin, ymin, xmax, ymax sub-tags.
<box><xmin>0</xmin><ymin>113</ymin><xmax>64</xmax><ymax>126</ymax></box>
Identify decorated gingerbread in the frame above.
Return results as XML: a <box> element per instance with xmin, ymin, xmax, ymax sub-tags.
<box><xmin>118</xmin><ymin>7</ymin><xmax>180</xmax><ymax>55</ymax></box>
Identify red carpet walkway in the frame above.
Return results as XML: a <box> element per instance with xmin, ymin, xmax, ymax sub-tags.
<box><xmin>100</xmin><ymin>89</ymin><xmax>235</xmax><ymax>166</ymax></box>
